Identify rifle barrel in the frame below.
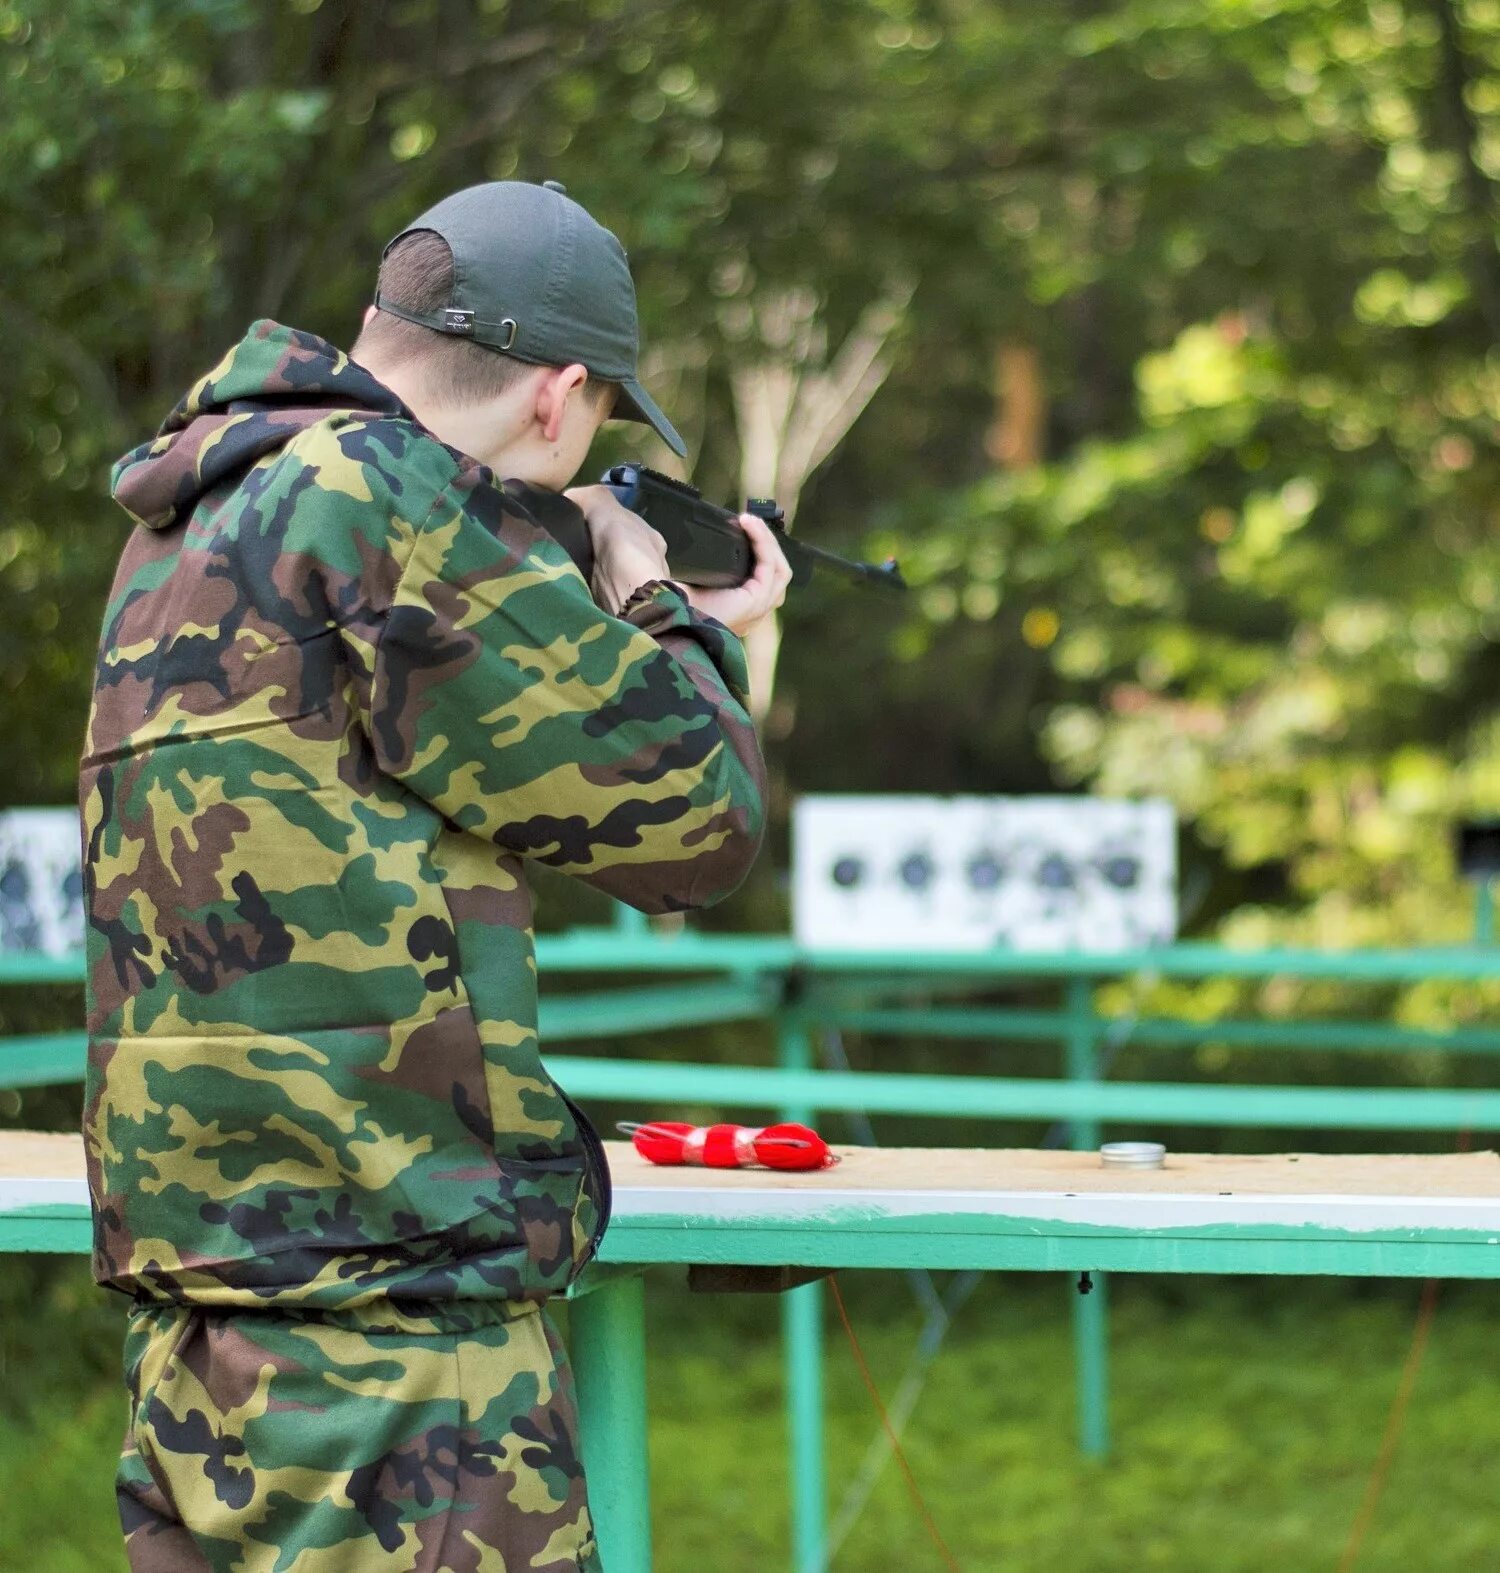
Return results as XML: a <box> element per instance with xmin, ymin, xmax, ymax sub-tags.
<box><xmin>782</xmin><ymin>535</ymin><xmax>907</xmax><ymax>591</ymax></box>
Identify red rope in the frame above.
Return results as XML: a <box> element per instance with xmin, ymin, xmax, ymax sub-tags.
<box><xmin>1338</xmin><ymin>1130</ymin><xmax>1471</xmax><ymax>1571</ymax></box>
<box><xmin>828</xmin><ymin>1273</ymin><xmax>963</xmax><ymax>1571</ymax></box>
<box><xmin>1336</xmin><ymin>1277</ymin><xmax>1441</xmax><ymax>1572</ymax></box>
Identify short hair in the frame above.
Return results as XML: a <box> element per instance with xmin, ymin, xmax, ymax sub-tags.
<box><xmin>353</xmin><ymin>230</ymin><xmax>617</xmax><ymax>413</ymax></box>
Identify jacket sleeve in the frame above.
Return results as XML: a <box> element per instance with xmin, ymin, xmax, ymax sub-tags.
<box><xmin>368</xmin><ymin>461</ymin><xmax>768</xmax><ymax>913</ymax></box>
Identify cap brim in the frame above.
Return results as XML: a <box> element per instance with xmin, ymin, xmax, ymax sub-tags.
<box><xmin>613</xmin><ymin>377</ymin><xmax>687</xmax><ymax>459</ymax></box>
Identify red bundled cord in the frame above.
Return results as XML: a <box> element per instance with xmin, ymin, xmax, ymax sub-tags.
<box><xmin>617</xmin><ymin>1120</ymin><xmax>839</xmax><ymax>1171</ymax></box>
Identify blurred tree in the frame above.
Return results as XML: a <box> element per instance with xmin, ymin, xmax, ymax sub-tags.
<box><xmin>725</xmin><ymin>277</ymin><xmax>912</xmax><ymax>718</ymax></box>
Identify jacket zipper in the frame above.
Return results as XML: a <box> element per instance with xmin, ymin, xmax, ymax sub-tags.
<box><xmin>558</xmin><ymin>1087</ymin><xmax>612</xmax><ymax>1273</ymax></box>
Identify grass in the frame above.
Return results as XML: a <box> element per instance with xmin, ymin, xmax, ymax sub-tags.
<box><xmin>4</xmin><ymin>1264</ymin><xmax>1498</xmax><ymax>1571</ymax></box>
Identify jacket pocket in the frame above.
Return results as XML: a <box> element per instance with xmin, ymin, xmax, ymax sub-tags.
<box><xmin>557</xmin><ymin>1086</ymin><xmax>612</xmax><ymax>1273</ymax></box>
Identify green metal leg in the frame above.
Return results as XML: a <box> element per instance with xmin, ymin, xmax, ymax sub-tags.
<box><xmin>1062</xmin><ymin>975</ymin><xmax>1102</xmax><ymax>1151</ymax></box>
<box><xmin>784</xmin><ymin>1281</ymin><xmax>828</xmax><ymax>1572</ymax></box>
<box><xmin>571</xmin><ymin>1273</ymin><xmax>652</xmax><ymax>1572</ymax></box>
<box><xmin>1063</xmin><ymin>975</ymin><xmax>1111</xmax><ymax>1459</ymax></box>
<box><xmin>1071</xmin><ymin>1271</ymin><xmax>1111</xmax><ymax>1459</ymax></box>
<box><xmin>778</xmin><ymin>1016</ymin><xmax>828</xmax><ymax>1572</ymax></box>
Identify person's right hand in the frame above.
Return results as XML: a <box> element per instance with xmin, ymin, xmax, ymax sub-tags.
<box><xmin>563</xmin><ymin>484</ymin><xmax>671</xmax><ymax>615</ymax></box>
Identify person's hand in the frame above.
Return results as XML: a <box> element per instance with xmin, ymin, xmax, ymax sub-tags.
<box><xmin>679</xmin><ymin>509</ymin><xmax>793</xmax><ymax>638</ymax></box>
<box><xmin>564</xmin><ymin>484</ymin><xmax>671</xmax><ymax>616</ymax></box>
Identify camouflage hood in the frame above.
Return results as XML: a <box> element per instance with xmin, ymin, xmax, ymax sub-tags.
<box><xmin>111</xmin><ymin>320</ymin><xmax>407</xmax><ymax>531</ymax></box>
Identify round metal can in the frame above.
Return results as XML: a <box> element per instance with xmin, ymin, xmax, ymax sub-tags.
<box><xmin>1099</xmin><ymin>1141</ymin><xmax>1167</xmax><ymax>1170</ymax></box>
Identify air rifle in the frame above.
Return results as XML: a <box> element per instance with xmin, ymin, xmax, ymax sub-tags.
<box><xmin>521</xmin><ymin>462</ymin><xmax>906</xmax><ymax>594</ymax></box>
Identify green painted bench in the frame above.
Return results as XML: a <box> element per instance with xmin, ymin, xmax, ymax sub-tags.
<box><xmin>8</xmin><ymin>1131</ymin><xmax>1500</xmax><ymax>1571</ymax></box>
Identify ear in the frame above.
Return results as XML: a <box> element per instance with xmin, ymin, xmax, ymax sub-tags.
<box><xmin>537</xmin><ymin>363</ymin><xmax>591</xmax><ymax>444</ymax></box>
<box><xmin>361</xmin><ymin>304</ymin><xmax>377</xmax><ymax>327</ymax></box>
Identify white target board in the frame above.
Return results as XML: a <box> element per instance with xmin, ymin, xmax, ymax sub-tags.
<box><xmin>0</xmin><ymin>808</ymin><xmax>85</xmax><ymax>957</ymax></box>
<box><xmin>792</xmin><ymin>795</ymin><xmax>1176</xmax><ymax>953</ymax></box>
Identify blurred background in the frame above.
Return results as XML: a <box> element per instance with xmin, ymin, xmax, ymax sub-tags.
<box><xmin>2</xmin><ymin>0</ymin><xmax>1499</xmax><ymax>1567</ymax></box>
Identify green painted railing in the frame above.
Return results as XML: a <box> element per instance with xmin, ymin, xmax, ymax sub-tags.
<box><xmin>12</xmin><ymin>930</ymin><xmax>1500</xmax><ymax>986</ymax></box>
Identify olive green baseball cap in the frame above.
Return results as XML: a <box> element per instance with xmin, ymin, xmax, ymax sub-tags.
<box><xmin>376</xmin><ymin>179</ymin><xmax>686</xmax><ymax>457</ymax></box>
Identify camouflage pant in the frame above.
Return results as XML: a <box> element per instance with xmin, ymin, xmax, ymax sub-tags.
<box><xmin>116</xmin><ymin>1298</ymin><xmax>602</xmax><ymax>1573</ymax></box>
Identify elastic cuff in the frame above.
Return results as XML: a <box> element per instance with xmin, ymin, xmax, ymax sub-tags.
<box><xmin>618</xmin><ymin>577</ymin><xmax>695</xmax><ymax>632</ymax></box>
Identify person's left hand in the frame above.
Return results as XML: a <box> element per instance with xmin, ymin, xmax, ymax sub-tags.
<box><xmin>563</xmin><ymin>484</ymin><xmax>671</xmax><ymax>615</ymax></box>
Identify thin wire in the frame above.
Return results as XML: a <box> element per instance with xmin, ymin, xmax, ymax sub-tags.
<box><xmin>829</xmin><ymin>1273</ymin><xmax>964</xmax><ymax>1572</ymax></box>
<box><xmin>818</xmin><ymin>1024</ymin><xmax>978</xmax><ymax>1558</ymax></box>
<box><xmin>1336</xmin><ymin>1277</ymin><xmax>1441</xmax><ymax>1573</ymax></box>
<box><xmin>820</xmin><ymin>996</ymin><xmax>1145</xmax><ymax>1560</ymax></box>
<box><xmin>1337</xmin><ymin>1129</ymin><xmax>1471</xmax><ymax>1571</ymax></box>
<box><xmin>826</xmin><ymin>1269</ymin><xmax>981</xmax><ymax>1560</ymax></box>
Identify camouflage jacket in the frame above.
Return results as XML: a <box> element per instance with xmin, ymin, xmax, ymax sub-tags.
<box><xmin>80</xmin><ymin>320</ymin><xmax>766</xmax><ymax>1312</ymax></box>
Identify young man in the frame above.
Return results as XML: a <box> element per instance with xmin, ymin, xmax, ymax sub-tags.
<box><xmin>80</xmin><ymin>178</ymin><xmax>789</xmax><ymax>1572</ymax></box>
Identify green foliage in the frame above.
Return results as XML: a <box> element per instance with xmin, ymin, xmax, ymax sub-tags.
<box><xmin>4</xmin><ymin>0</ymin><xmax>1496</xmax><ymax>942</ymax></box>
<box><xmin>780</xmin><ymin>0</ymin><xmax>1500</xmax><ymax>1035</ymax></box>
<box><xmin>1</xmin><ymin>2</ymin><xmax>1496</xmax><ymax>1039</ymax></box>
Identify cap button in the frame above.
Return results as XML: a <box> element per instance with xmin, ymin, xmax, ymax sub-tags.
<box><xmin>542</xmin><ymin>179</ymin><xmax>567</xmax><ymax>195</ymax></box>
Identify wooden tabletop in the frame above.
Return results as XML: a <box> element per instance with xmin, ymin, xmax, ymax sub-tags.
<box><xmin>6</xmin><ymin>1130</ymin><xmax>1500</xmax><ymax>1199</ymax></box>
<box><xmin>0</xmin><ymin>1130</ymin><xmax>82</xmax><ymax>1182</ymax></box>
<box><xmin>599</xmin><ymin>1141</ymin><xmax>1500</xmax><ymax>1199</ymax></box>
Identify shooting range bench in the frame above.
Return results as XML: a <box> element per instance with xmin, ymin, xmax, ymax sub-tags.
<box><xmin>5</xmin><ymin>1133</ymin><xmax>1500</xmax><ymax>1571</ymax></box>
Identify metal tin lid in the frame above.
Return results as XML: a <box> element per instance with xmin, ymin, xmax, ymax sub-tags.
<box><xmin>1100</xmin><ymin>1141</ymin><xmax>1167</xmax><ymax>1170</ymax></box>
